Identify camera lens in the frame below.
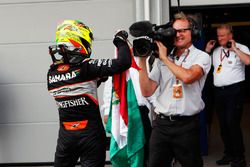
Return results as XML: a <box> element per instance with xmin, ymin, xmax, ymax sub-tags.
<box><xmin>133</xmin><ymin>38</ymin><xmax>152</xmax><ymax>57</ymax></box>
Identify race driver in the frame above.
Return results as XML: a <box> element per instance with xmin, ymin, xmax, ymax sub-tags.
<box><xmin>47</xmin><ymin>19</ymin><xmax>131</xmax><ymax>167</ymax></box>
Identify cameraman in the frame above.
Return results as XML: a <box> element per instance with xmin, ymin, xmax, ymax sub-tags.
<box><xmin>205</xmin><ymin>24</ymin><xmax>250</xmax><ymax>167</ymax></box>
<box><xmin>138</xmin><ymin>12</ymin><xmax>211</xmax><ymax>167</ymax></box>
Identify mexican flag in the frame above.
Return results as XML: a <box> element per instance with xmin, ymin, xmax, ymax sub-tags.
<box><xmin>106</xmin><ymin>48</ymin><xmax>145</xmax><ymax>167</ymax></box>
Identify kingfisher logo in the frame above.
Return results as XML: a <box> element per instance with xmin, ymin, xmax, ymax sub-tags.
<box><xmin>49</xmin><ymin>69</ymin><xmax>80</xmax><ymax>83</ymax></box>
<box><xmin>56</xmin><ymin>97</ymin><xmax>89</xmax><ymax>108</ymax></box>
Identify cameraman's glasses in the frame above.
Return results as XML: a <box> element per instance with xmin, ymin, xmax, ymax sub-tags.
<box><xmin>174</xmin><ymin>28</ymin><xmax>191</xmax><ymax>34</ymax></box>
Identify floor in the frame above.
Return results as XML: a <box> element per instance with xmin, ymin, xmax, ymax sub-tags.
<box><xmin>3</xmin><ymin>102</ymin><xmax>250</xmax><ymax>167</ymax></box>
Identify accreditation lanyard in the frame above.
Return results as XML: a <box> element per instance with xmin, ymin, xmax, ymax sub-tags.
<box><xmin>216</xmin><ymin>49</ymin><xmax>229</xmax><ymax>73</ymax></box>
<box><xmin>174</xmin><ymin>49</ymin><xmax>190</xmax><ymax>67</ymax></box>
<box><xmin>172</xmin><ymin>49</ymin><xmax>190</xmax><ymax>99</ymax></box>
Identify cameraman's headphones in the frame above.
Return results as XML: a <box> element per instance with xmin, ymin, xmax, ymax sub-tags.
<box><xmin>173</xmin><ymin>0</ymin><xmax>201</xmax><ymax>40</ymax></box>
<box><xmin>169</xmin><ymin>14</ymin><xmax>201</xmax><ymax>41</ymax></box>
<box><xmin>187</xmin><ymin>17</ymin><xmax>201</xmax><ymax>40</ymax></box>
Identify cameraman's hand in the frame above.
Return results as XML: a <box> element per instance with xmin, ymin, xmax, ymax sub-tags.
<box><xmin>155</xmin><ymin>41</ymin><xmax>168</xmax><ymax>61</ymax></box>
<box><xmin>113</xmin><ymin>30</ymin><xmax>128</xmax><ymax>47</ymax></box>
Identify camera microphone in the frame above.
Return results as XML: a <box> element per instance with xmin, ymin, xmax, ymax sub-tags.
<box><xmin>129</xmin><ymin>21</ymin><xmax>154</xmax><ymax>37</ymax></box>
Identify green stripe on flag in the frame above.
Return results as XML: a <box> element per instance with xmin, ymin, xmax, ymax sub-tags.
<box><xmin>127</xmin><ymin>79</ymin><xmax>145</xmax><ymax>167</ymax></box>
<box><xmin>106</xmin><ymin>77</ymin><xmax>145</xmax><ymax>167</ymax></box>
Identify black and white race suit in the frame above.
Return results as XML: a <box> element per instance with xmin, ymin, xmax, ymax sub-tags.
<box><xmin>47</xmin><ymin>41</ymin><xmax>131</xmax><ymax>167</ymax></box>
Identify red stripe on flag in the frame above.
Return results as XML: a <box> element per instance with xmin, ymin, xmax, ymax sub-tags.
<box><xmin>113</xmin><ymin>47</ymin><xmax>134</xmax><ymax>126</ymax></box>
<box><xmin>113</xmin><ymin>47</ymin><xmax>140</xmax><ymax>126</ymax></box>
<box><xmin>113</xmin><ymin>71</ymin><xmax>128</xmax><ymax>125</ymax></box>
<box><xmin>130</xmin><ymin>48</ymin><xmax>141</xmax><ymax>71</ymax></box>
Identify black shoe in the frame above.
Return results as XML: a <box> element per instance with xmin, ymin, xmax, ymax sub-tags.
<box><xmin>216</xmin><ymin>155</ymin><xmax>233</xmax><ymax>165</ymax></box>
<box><xmin>231</xmin><ymin>158</ymin><xmax>247</xmax><ymax>167</ymax></box>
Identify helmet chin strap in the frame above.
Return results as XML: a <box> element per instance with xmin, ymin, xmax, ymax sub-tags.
<box><xmin>58</xmin><ymin>44</ymin><xmax>70</xmax><ymax>63</ymax></box>
<box><xmin>67</xmin><ymin>54</ymin><xmax>85</xmax><ymax>64</ymax></box>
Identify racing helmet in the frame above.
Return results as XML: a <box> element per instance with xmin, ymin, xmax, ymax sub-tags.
<box><xmin>56</xmin><ymin>20</ymin><xmax>93</xmax><ymax>57</ymax></box>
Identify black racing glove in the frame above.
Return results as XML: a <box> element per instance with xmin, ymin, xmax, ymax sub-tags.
<box><xmin>113</xmin><ymin>30</ymin><xmax>128</xmax><ymax>48</ymax></box>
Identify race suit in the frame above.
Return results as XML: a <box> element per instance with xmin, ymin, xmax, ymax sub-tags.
<box><xmin>47</xmin><ymin>40</ymin><xmax>131</xmax><ymax>167</ymax></box>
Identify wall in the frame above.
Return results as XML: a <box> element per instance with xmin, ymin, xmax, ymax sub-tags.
<box><xmin>0</xmin><ymin>0</ymin><xmax>135</xmax><ymax>163</ymax></box>
<box><xmin>3</xmin><ymin>0</ymin><xmax>247</xmax><ymax>164</ymax></box>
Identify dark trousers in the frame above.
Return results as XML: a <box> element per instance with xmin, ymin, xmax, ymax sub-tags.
<box><xmin>139</xmin><ymin>106</ymin><xmax>152</xmax><ymax>167</ymax></box>
<box><xmin>54</xmin><ymin>124</ymin><xmax>106</xmax><ymax>167</ymax></box>
<box><xmin>149</xmin><ymin>114</ymin><xmax>203</xmax><ymax>167</ymax></box>
<box><xmin>215</xmin><ymin>81</ymin><xmax>245</xmax><ymax>158</ymax></box>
